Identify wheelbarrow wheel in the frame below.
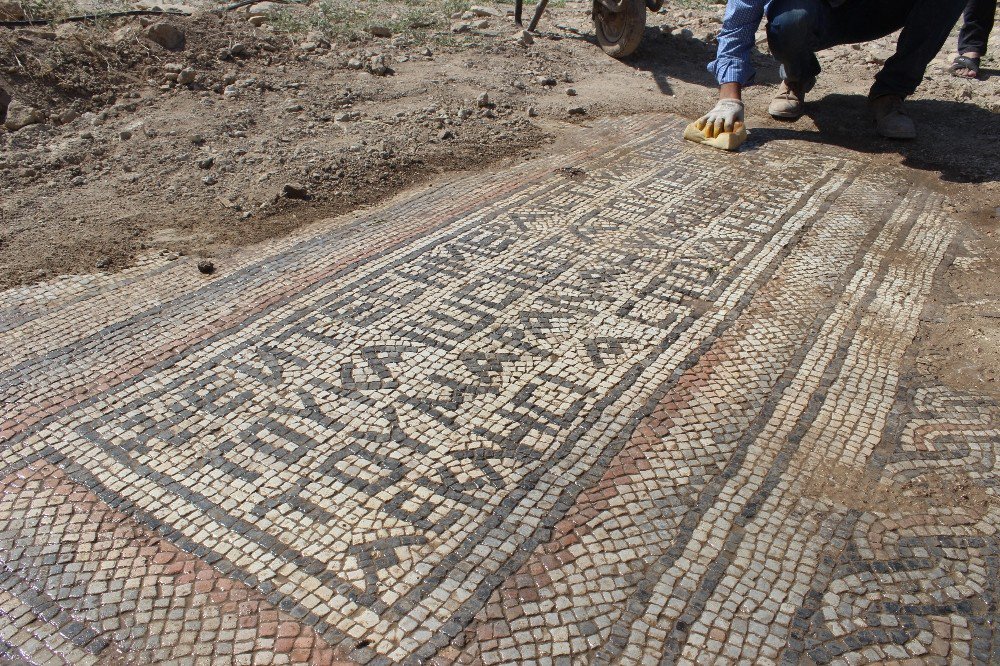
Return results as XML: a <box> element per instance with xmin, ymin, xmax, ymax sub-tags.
<box><xmin>594</xmin><ymin>0</ymin><xmax>646</xmax><ymax>58</ymax></box>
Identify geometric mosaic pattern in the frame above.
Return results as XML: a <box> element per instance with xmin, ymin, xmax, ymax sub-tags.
<box><xmin>1</xmin><ymin>116</ymin><xmax>997</xmax><ymax>664</ymax></box>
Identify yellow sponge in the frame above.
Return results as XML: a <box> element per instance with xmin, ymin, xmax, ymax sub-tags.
<box><xmin>683</xmin><ymin>121</ymin><xmax>748</xmax><ymax>151</ymax></box>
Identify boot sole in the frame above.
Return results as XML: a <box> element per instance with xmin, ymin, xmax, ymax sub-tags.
<box><xmin>768</xmin><ymin>108</ymin><xmax>804</xmax><ymax>120</ymax></box>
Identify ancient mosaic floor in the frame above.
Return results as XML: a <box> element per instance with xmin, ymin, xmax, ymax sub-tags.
<box><xmin>1</xmin><ymin>116</ymin><xmax>998</xmax><ymax>665</ymax></box>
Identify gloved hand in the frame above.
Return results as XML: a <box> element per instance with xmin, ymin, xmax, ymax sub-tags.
<box><xmin>695</xmin><ymin>98</ymin><xmax>744</xmax><ymax>138</ymax></box>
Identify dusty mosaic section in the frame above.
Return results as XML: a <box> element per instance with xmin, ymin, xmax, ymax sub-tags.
<box><xmin>1</xmin><ymin>117</ymin><xmax>997</xmax><ymax>665</ymax></box>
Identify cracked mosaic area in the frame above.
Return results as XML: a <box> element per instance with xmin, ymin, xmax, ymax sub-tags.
<box><xmin>1</xmin><ymin>116</ymin><xmax>997</xmax><ymax>664</ymax></box>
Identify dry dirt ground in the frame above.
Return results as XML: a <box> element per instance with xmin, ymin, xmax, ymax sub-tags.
<box><xmin>1</xmin><ymin>0</ymin><xmax>999</xmax><ymax>398</ymax></box>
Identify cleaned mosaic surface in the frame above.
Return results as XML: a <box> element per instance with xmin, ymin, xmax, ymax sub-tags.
<box><xmin>1</xmin><ymin>116</ymin><xmax>997</xmax><ymax>665</ymax></box>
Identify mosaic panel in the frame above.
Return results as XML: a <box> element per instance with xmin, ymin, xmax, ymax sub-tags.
<box><xmin>1</xmin><ymin>116</ymin><xmax>994</xmax><ymax>665</ymax></box>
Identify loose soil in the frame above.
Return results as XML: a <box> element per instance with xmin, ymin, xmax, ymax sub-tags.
<box><xmin>1</xmin><ymin>0</ymin><xmax>999</xmax><ymax>398</ymax></box>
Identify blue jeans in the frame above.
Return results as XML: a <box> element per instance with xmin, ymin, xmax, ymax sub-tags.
<box><xmin>765</xmin><ymin>0</ymin><xmax>966</xmax><ymax>98</ymax></box>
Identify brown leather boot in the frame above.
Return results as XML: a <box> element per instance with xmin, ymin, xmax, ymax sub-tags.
<box><xmin>768</xmin><ymin>80</ymin><xmax>806</xmax><ymax>120</ymax></box>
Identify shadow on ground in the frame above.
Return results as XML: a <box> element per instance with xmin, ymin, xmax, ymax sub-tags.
<box><xmin>550</xmin><ymin>25</ymin><xmax>997</xmax><ymax>185</ymax></box>
<box><xmin>748</xmin><ymin>93</ymin><xmax>1000</xmax><ymax>184</ymax></box>
<box><xmin>626</xmin><ymin>27</ymin><xmax>783</xmax><ymax>94</ymax></box>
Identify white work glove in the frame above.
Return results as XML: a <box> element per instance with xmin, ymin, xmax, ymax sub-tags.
<box><xmin>695</xmin><ymin>99</ymin><xmax>744</xmax><ymax>138</ymax></box>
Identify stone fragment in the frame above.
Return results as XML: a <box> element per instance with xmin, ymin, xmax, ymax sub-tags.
<box><xmin>281</xmin><ymin>182</ymin><xmax>308</xmax><ymax>199</ymax></box>
<box><xmin>3</xmin><ymin>100</ymin><xmax>44</xmax><ymax>131</ymax></box>
<box><xmin>369</xmin><ymin>55</ymin><xmax>391</xmax><ymax>76</ymax></box>
<box><xmin>512</xmin><ymin>29</ymin><xmax>533</xmax><ymax>46</ymax></box>
<box><xmin>0</xmin><ymin>1</ymin><xmax>25</xmax><ymax>20</ymax></box>
<box><xmin>145</xmin><ymin>22</ymin><xmax>185</xmax><ymax>50</ymax></box>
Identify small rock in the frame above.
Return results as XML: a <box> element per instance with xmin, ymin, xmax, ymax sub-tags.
<box><xmin>536</xmin><ymin>75</ymin><xmax>557</xmax><ymax>87</ymax></box>
<box><xmin>163</xmin><ymin>62</ymin><xmax>184</xmax><ymax>73</ymax></box>
<box><xmin>282</xmin><ymin>182</ymin><xmax>309</xmax><ymax>199</ymax></box>
<box><xmin>119</xmin><ymin>130</ymin><xmax>133</xmax><ymax>141</ymax></box>
<box><xmin>197</xmin><ymin>259</ymin><xmax>215</xmax><ymax>274</ymax></box>
<box><xmin>223</xmin><ymin>84</ymin><xmax>239</xmax><ymax>97</ymax></box>
<box><xmin>299</xmin><ymin>41</ymin><xmax>317</xmax><ymax>52</ymax></box>
<box><xmin>368</xmin><ymin>25</ymin><xmax>392</xmax><ymax>37</ymax></box>
<box><xmin>347</xmin><ymin>58</ymin><xmax>364</xmax><ymax>69</ymax></box>
<box><xmin>191</xmin><ymin>134</ymin><xmax>206</xmax><ymax>145</ymax></box>
<box><xmin>197</xmin><ymin>156</ymin><xmax>215</xmax><ymax>169</ymax></box>
<box><xmin>95</xmin><ymin>256</ymin><xmax>112</xmax><ymax>269</ymax></box>
<box><xmin>458</xmin><ymin>108</ymin><xmax>473</xmax><ymax>119</ymax></box>
<box><xmin>527</xmin><ymin>106</ymin><xmax>538</xmax><ymax>117</ymax></box>
<box><xmin>473</xmin><ymin>19</ymin><xmax>489</xmax><ymax>28</ymax></box>
<box><xmin>369</xmin><ymin>54</ymin><xmax>391</xmax><ymax>76</ymax></box>
<box><xmin>248</xmin><ymin>14</ymin><xmax>265</xmax><ymax>26</ymax></box>
<box><xmin>567</xmin><ymin>105</ymin><xmax>586</xmax><ymax>116</ymax></box>
<box><xmin>230</xmin><ymin>42</ymin><xmax>248</xmax><ymax>57</ymax></box>
<box><xmin>3</xmin><ymin>100</ymin><xmax>44</xmax><ymax>131</ymax></box>
<box><xmin>680</xmin><ymin>28</ymin><xmax>694</xmax><ymax>39</ymax></box>
<box><xmin>145</xmin><ymin>22</ymin><xmax>185</xmax><ymax>50</ymax></box>
<box><xmin>566</xmin><ymin>87</ymin><xmax>577</xmax><ymax>96</ymax></box>
<box><xmin>451</xmin><ymin>22</ymin><xmax>471</xmax><ymax>33</ymax></box>
<box><xmin>512</xmin><ymin>29</ymin><xmax>533</xmax><ymax>46</ymax></box>
<box><xmin>469</xmin><ymin>5</ymin><xmax>498</xmax><ymax>16</ymax></box>
<box><xmin>71</xmin><ymin>176</ymin><xmax>85</xmax><ymax>186</ymax></box>
<box><xmin>438</xmin><ymin>129</ymin><xmax>455</xmax><ymax>140</ymax></box>
<box><xmin>285</xmin><ymin>101</ymin><xmax>304</xmax><ymax>112</ymax></box>
<box><xmin>202</xmin><ymin>175</ymin><xmax>217</xmax><ymax>185</ymax></box>
<box><xmin>57</xmin><ymin>109</ymin><xmax>78</xmax><ymax>125</ymax></box>
<box><xmin>476</xmin><ymin>92</ymin><xmax>492</xmax><ymax>108</ymax></box>
<box><xmin>177</xmin><ymin>68</ymin><xmax>196</xmax><ymax>85</ymax></box>
<box><xmin>420</xmin><ymin>47</ymin><xmax>433</xmax><ymax>57</ymax></box>
<box><xmin>0</xmin><ymin>2</ymin><xmax>25</xmax><ymax>20</ymax></box>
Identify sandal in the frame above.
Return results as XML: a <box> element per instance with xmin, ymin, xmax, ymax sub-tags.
<box><xmin>950</xmin><ymin>55</ymin><xmax>980</xmax><ymax>79</ymax></box>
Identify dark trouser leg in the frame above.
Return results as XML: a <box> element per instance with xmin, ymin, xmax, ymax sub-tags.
<box><xmin>872</xmin><ymin>0</ymin><xmax>966</xmax><ymax>97</ymax></box>
<box><xmin>957</xmin><ymin>0</ymin><xmax>998</xmax><ymax>54</ymax></box>
<box><xmin>765</xmin><ymin>0</ymin><xmax>831</xmax><ymax>89</ymax></box>
<box><xmin>793</xmin><ymin>0</ymin><xmax>968</xmax><ymax>98</ymax></box>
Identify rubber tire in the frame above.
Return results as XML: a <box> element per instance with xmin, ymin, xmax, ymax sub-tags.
<box><xmin>594</xmin><ymin>0</ymin><xmax>646</xmax><ymax>58</ymax></box>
